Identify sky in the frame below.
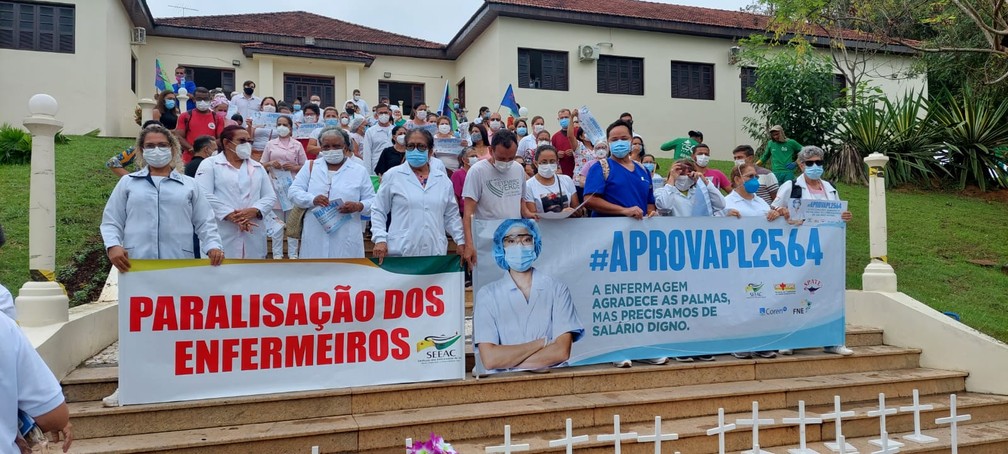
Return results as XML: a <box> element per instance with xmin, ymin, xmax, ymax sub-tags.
<box><xmin>146</xmin><ymin>0</ymin><xmax>753</xmax><ymax>44</ymax></box>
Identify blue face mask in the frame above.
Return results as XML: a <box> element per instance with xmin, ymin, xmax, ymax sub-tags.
<box><xmin>743</xmin><ymin>177</ymin><xmax>761</xmax><ymax>194</ymax></box>
<box><xmin>164</xmin><ymin>99</ymin><xmax>176</xmax><ymax>109</ymax></box>
<box><xmin>559</xmin><ymin>118</ymin><xmax>570</xmax><ymax>129</ymax></box>
<box><xmin>504</xmin><ymin>245</ymin><xmax>536</xmax><ymax>272</ymax></box>
<box><xmin>325</xmin><ymin>118</ymin><xmax>339</xmax><ymax>127</ymax></box>
<box><xmin>293</xmin><ymin>104</ymin><xmax>302</xmax><ymax>111</ymax></box>
<box><xmin>516</xmin><ymin>127</ymin><xmax>527</xmax><ymax>136</ymax></box>
<box><xmin>405</xmin><ymin>148</ymin><xmax>429</xmax><ymax>168</ymax></box>
<box><xmin>453</xmin><ymin>103</ymin><xmax>460</xmax><ymax>110</ymax></box>
<box><xmin>804</xmin><ymin>163</ymin><xmax>824</xmax><ymax>180</ymax></box>
<box><xmin>643</xmin><ymin>163</ymin><xmax>656</xmax><ymax>173</ymax></box>
<box><xmin>609</xmin><ymin>140</ymin><xmax>631</xmax><ymax>158</ymax></box>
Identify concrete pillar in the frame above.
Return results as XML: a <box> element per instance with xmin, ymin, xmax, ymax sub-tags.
<box><xmin>862</xmin><ymin>152</ymin><xmax>898</xmax><ymax>292</ymax></box>
<box><xmin>258</xmin><ymin>57</ymin><xmax>274</xmax><ymax>98</ymax></box>
<box><xmin>138</xmin><ymin>98</ymin><xmax>156</xmax><ymax>125</ymax></box>
<box><xmin>345</xmin><ymin>66</ymin><xmax>360</xmax><ymax>102</ymax></box>
<box><xmin>15</xmin><ymin>94</ymin><xmax>69</xmax><ymax>326</ymax></box>
<box><xmin>177</xmin><ymin>88</ymin><xmax>189</xmax><ymax>114</ymax></box>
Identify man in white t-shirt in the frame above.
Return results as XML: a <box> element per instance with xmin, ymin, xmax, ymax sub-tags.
<box><xmin>361</xmin><ymin>103</ymin><xmax>394</xmax><ymax>174</ymax></box>
<box><xmin>461</xmin><ymin>129</ymin><xmax>526</xmax><ymax>267</ymax></box>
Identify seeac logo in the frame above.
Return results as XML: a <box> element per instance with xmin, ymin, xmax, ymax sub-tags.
<box><xmin>416</xmin><ymin>333</ymin><xmax>462</xmax><ymax>364</ymax></box>
<box><xmin>793</xmin><ymin>299</ymin><xmax>814</xmax><ymax>315</ymax></box>
<box><xmin>803</xmin><ymin>279</ymin><xmax>822</xmax><ymax>295</ymax></box>
<box><xmin>745</xmin><ymin>282</ymin><xmax>765</xmax><ymax>299</ymax></box>
<box><xmin>774</xmin><ymin>282</ymin><xmax>797</xmax><ymax>295</ymax></box>
<box><xmin>759</xmin><ymin>306</ymin><xmax>788</xmax><ymax>316</ymax></box>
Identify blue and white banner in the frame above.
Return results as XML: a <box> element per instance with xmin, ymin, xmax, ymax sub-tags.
<box><xmin>472</xmin><ymin>217</ymin><xmax>845</xmax><ymax>374</ymax></box>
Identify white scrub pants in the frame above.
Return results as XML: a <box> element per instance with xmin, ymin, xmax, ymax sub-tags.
<box><xmin>270</xmin><ymin>209</ymin><xmax>299</xmax><ymax>259</ymax></box>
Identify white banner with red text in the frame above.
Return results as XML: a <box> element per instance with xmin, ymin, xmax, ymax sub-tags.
<box><xmin>118</xmin><ymin>257</ymin><xmax>465</xmax><ymax>405</ymax></box>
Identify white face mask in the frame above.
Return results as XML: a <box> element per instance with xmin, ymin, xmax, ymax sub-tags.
<box><xmin>415</xmin><ymin>110</ymin><xmax>427</xmax><ymax>119</ymax></box>
<box><xmin>143</xmin><ymin>146</ymin><xmax>173</xmax><ymax>168</ymax></box>
<box><xmin>674</xmin><ymin>175</ymin><xmax>694</xmax><ymax>192</ymax></box>
<box><xmin>594</xmin><ymin>147</ymin><xmax>608</xmax><ymax>159</ymax></box>
<box><xmin>537</xmin><ymin>163</ymin><xmax>557</xmax><ymax>178</ymax></box>
<box><xmin>395</xmin><ymin>134</ymin><xmax>406</xmax><ymax>145</ymax></box>
<box><xmin>538</xmin><ymin>140</ymin><xmax>550</xmax><ymax>147</ymax></box>
<box><xmin>695</xmin><ymin>154</ymin><xmax>711</xmax><ymax>167</ymax></box>
<box><xmin>493</xmin><ymin>160</ymin><xmax>512</xmax><ymax>172</ymax></box>
<box><xmin>353</xmin><ymin>95</ymin><xmax>361</xmax><ymax>101</ymax></box>
<box><xmin>734</xmin><ymin>158</ymin><xmax>746</xmax><ymax>167</ymax></box>
<box><xmin>305</xmin><ymin>115</ymin><xmax>318</xmax><ymax>123</ymax></box>
<box><xmin>195</xmin><ymin>100</ymin><xmax>211</xmax><ymax>112</ymax></box>
<box><xmin>320</xmin><ymin>150</ymin><xmax>345</xmax><ymax>165</ymax></box>
<box><xmin>467</xmin><ymin>156</ymin><xmax>478</xmax><ymax>166</ymax></box>
<box><xmin>340</xmin><ymin>117</ymin><xmax>350</xmax><ymax>126</ymax></box>
<box><xmin>489</xmin><ymin>120</ymin><xmax>501</xmax><ymax>131</ymax></box>
<box><xmin>276</xmin><ymin>125</ymin><xmax>291</xmax><ymax>138</ymax></box>
<box><xmin>262</xmin><ymin>105</ymin><xmax>276</xmax><ymax>113</ymax></box>
<box><xmin>234</xmin><ymin>142</ymin><xmax>252</xmax><ymax>160</ymax></box>
<box><xmin>533</xmin><ymin>124</ymin><xmax>545</xmax><ymax>134</ymax></box>
<box><xmin>378</xmin><ymin>114</ymin><xmax>390</xmax><ymax>124</ymax></box>
<box><xmin>438</xmin><ymin>124</ymin><xmax>452</xmax><ymax>134</ymax></box>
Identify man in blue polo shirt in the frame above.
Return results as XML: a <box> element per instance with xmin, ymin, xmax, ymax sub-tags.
<box><xmin>583</xmin><ymin>119</ymin><xmax>656</xmax><ymax>218</ymax></box>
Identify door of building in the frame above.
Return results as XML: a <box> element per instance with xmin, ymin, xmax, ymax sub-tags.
<box><xmin>379</xmin><ymin>82</ymin><xmax>425</xmax><ymax>116</ymax></box>
<box><xmin>284</xmin><ymin>74</ymin><xmax>335</xmax><ymax>107</ymax></box>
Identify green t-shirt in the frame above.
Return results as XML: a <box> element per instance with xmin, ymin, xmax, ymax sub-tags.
<box><xmin>660</xmin><ymin>137</ymin><xmax>699</xmax><ymax>160</ymax></box>
<box><xmin>761</xmin><ymin>139</ymin><xmax>802</xmax><ymax>173</ymax></box>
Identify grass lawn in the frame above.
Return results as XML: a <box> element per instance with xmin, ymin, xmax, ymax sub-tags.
<box><xmin>0</xmin><ymin>135</ymin><xmax>133</xmax><ymax>303</ymax></box>
<box><xmin>0</xmin><ymin>144</ymin><xmax>1005</xmax><ymax>342</ymax></box>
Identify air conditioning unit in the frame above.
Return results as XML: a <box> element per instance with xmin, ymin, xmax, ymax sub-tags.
<box><xmin>578</xmin><ymin>44</ymin><xmax>600</xmax><ymax>62</ymax></box>
<box><xmin>131</xmin><ymin>27</ymin><xmax>146</xmax><ymax>45</ymax></box>
<box><xmin>728</xmin><ymin>46</ymin><xmax>741</xmax><ymax>65</ymax></box>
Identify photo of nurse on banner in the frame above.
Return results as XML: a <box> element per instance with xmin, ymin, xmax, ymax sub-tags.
<box><xmin>472</xmin><ymin>219</ymin><xmax>584</xmax><ymax>375</ymax></box>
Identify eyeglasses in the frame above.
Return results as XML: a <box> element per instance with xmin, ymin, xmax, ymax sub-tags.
<box><xmin>742</xmin><ymin>173</ymin><xmax>757</xmax><ymax>179</ymax></box>
<box><xmin>503</xmin><ymin>234</ymin><xmax>534</xmax><ymax>246</ymax></box>
<box><xmin>804</xmin><ymin>160</ymin><xmax>824</xmax><ymax>167</ymax></box>
<box><xmin>407</xmin><ymin>144</ymin><xmax>429</xmax><ymax>151</ymax></box>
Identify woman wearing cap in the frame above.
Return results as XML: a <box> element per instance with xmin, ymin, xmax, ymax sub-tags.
<box><xmin>771</xmin><ymin>145</ymin><xmax>853</xmax><ymax>356</ymax></box>
<box><xmin>370</xmin><ymin>129</ymin><xmax>465</xmax><ymax>262</ymax></box>
<box><xmin>758</xmin><ymin>125</ymin><xmax>803</xmax><ymax>183</ymax></box>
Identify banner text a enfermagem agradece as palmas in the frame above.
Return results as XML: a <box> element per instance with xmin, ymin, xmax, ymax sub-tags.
<box><xmin>117</xmin><ymin>257</ymin><xmax>465</xmax><ymax>405</ymax></box>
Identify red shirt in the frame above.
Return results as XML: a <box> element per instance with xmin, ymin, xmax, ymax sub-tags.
<box><xmin>177</xmin><ymin>110</ymin><xmax>225</xmax><ymax>163</ymax></box>
<box><xmin>551</xmin><ymin>130</ymin><xmax>574</xmax><ymax>176</ymax></box>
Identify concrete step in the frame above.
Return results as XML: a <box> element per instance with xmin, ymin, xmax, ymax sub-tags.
<box><xmin>60</xmin><ymin>325</ymin><xmax>887</xmax><ymax>403</ymax></box>
<box><xmin>446</xmin><ymin>392</ymin><xmax>1008</xmax><ymax>454</ymax></box>
<box><xmin>67</xmin><ymin>367</ymin><xmax>969</xmax><ymax>453</ymax></box>
<box><xmin>66</xmin><ymin>344</ymin><xmax>923</xmax><ymax>438</ymax></box>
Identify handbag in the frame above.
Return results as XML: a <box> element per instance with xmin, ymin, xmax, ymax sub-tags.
<box><xmin>284</xmin><ymin>160</ymin><xmax>313</xmax><ymax>239</ymax></box>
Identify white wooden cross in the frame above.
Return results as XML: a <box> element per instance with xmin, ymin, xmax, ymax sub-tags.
<box><xmin>485</xmin><ymin>425</ymin><xmax>530</xmax><ymax>453</ymax></box>
<box><xmin>706</xmin><ymin>407</ymin><xmax>737</xmax><ymax>454</ymax></box>
<box><xmin>868</xmin><ymin>393</ymin><xmax>904</xmax><ymax>449</ymax></box>
<box><xmin>822</xmin><ymin>396</ymin><xmax>858</xmax><ymax>453</ymax></box>
<box><xmin>311</xmin><ymin>447</ymin><xmax>319</xmax><ymax>454</ymax></box>
<box><xmin>871</xmin><ymin>431</ymin><xmax>901</xmax><ymax>454</ymax></box>
<box><xmin>405</xmin><ymin>438</ymin><xmax>413</xmax><ymax>453</ymax></box>
<box><xmin>784</xmin><ymin>400</ymin><xmax>823</xmax><ymax>454</ymax></box>
<box><xmin>637</xmin><ymin>416</ymin><xmax>679</xmax><ymax>454</ymax></box>
<box><xmin>935</xmin><ymin>394</ymin><xmax>972</xmax><ymax>454</ymax></box>
<box><xmin>900</xmin><ymin>389</ymin><xmax>938</xmax><ymax>444</ymax></box>
<box><xmin>548</xmin><ymin>418</ymin><xmax>589</xmax><ymax>454</ymax></box>
<box><xmin>737</xmin><ymin>401</ymin><xmax>775</xmax><ymax>454</ymax></box>
<box><xmin>596</xmin><ymin>414</ymin><xmax>638</xmax><ymax>454</ymax></box>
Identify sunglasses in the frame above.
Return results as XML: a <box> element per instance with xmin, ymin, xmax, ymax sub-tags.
<box><xmin>804</xmin><ymin>160</ymin><xmax>824</xmax><ymax>167</ymax></box>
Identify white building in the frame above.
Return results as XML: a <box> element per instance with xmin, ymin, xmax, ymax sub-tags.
<box><xmin>0</xmin><ymin>0</ymin><xmax>925</xmax><ymax>158</ymax></box>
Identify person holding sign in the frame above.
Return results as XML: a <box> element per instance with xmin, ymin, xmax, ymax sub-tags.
<box><xmin>102</xmin><ymin>124</ymin><xmax>225</xmax><ymax>270</ymax></box>
<box><xmin>195</xmin><ymin>125</ymin><xmax>276</xmax><ymax>259</ymax></box>
<box><xmin>247</xmin><ymin>97</ymin><xmax>279</xmax><ymax>161</ymax></box>
<box><xmin>461</xmin><ymin>130</ymin><xmax>527</xmax><ymax>267</ymax></box>
<box><xmin>288</xmin><ymin>126</ymin><xmax>375</xmax><ymax>259</ymax></box>
<box><xmin>474</xmin><ymin>219</ymin><xmax>584</xmax><ymax>372</ymax></box>
<box><xmin>771</xmin><ymin>145</ymin><xmax>853</xmax><ymax>356</ymax></box>
<box><xmin>261</xmin><ymin>115</ymin><xmax>307</xmax><ymax>259</ymax></box>
<box><xmin>371</xmin><ymin>129</ymin><xmax>466</xmax><ymax>262</ymax></box>
<box><xmin>524</xmin><ymin>144</ymin><xmax>581</xmax><ymax>216</ymax></box>
<box><xmin>434</xmin><ymin>115</ymin><xmax>468</xmax><ymax>173</ymax></box>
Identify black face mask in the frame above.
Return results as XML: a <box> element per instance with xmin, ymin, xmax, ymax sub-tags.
<box><xmin>243</xmin><ymin>87</ymin><xmax>254</xmax><ymax>96</ymax></box>
<box><xmin>346</xmin><ymin>107</ymin><xmax>356</xmax><ymax>115</ymax></box>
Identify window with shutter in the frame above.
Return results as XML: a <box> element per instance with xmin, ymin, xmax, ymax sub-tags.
<box><xmin>597</xmin><ymin>55</ymin><xmax>644</xmax><ymax>96</ymax></box>
<box><xmin>517</xmin><ymin>48</ymin><xmax>568</xmax><ymax>91</ymax></box>
<box><xmin>284</xmin><ymin>74</ymin><xmax>336</xmax><ymax>108</ymax></box>
<box><xmin>740</xmin><ymin>66</ymin><xmax>757</xmax><ymax>102</ymax></box>
<box><xmin>670</xmin><ymin>61</ymin><xmax>714</xmax><ymax>100</ymax></box>
<box><xmin>0</xmin><ymin>1</ymin><xmax>73</xmax><ymax>53</ymax></box>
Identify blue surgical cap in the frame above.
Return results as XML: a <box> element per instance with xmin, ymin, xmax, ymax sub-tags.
<box><xmin>492</xmin><ymin>218</ymin><xmax>543</xmax><ymax>270</ymax></box>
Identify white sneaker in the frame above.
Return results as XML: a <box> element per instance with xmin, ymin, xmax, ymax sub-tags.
<box><xmin>779</xmin><ymin>349</ymin><xmax>794</xmax><ymax>355</ymax></box>
<box><xmin>674</xmin><ymin>356</ymin><xmax>694</xmax><ymax>363</ymax></box>
<box><xmin>102</xmin><ymin>388</ymin><xmax>120</xmax><ymax>407</ymax></box>
<box><xmin>755</xmin><ymin>350</ymin><xmax>778</xmax><ymax>358</ymax></box>
<box><xmin>824</xmin><ymin>345</ymin><xmax>854</xmax><ymax>356</ymax></box>
<box><xmin>732</xmin><ymin>352</ymin><xmax>753</xmax><ymax>359</ymax></box>
<box><xmin>638</xmin><ymin>357</ymin><xmax>668</xmax><ymax>365</ymax></box>
<box><xmin>613</xmin><ymin>360</ymin><xmax>632</xmax><ymax>368</ymax></box>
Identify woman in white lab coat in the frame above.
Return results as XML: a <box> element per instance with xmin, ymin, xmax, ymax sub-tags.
<box><xmin>371</xmin><ymin>129</ymin><xmax>466</xmax><ymax>263</ymax></box>
<box><xmin>288</xmin><ymin>126</ymin><xmax>375</xmax><ymax>258</ymax></box>
<box><xmin>194</xmin><ymin>125</ymin><xmax>277</xmax><ymax>259</ymax></box>
<box><xmin>101</xmin><ymin>124</ymin><xmax>224</xmax><ymax>272</ymax></box>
